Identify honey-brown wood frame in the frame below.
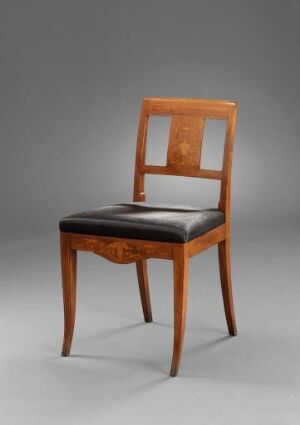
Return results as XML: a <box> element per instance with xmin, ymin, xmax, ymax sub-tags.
<box><xmin>60</xmin><ymin>97</ymin><xmax>238</xmax><ymax>376</ymax></box>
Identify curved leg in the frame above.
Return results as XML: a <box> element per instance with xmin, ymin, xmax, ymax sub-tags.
<box><xmin>170</xmin><ymin>245</ymin><xmax>189</xmax><ymax>377</ymax></box>
<box><xmin>60</xmin><ymin>232</ymin><xmax>77</xmax><ymax>356</ymax></box>
<box><xmin>136</xmin><ymin>260</ymin><xmax>152</xmax><ymax>322</ymax></box>
<box><xmin>218</xmin><ymin>238</ymin><xmax>237</xmax><ymax>336</ymax></box>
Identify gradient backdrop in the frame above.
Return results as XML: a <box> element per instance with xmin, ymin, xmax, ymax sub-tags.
<box><xmin>1</xmin><ymin>2</ymin><xmax>300</xmax><ymax>425</ymax></box>
<box><xmin>1</xmin><ymin>0</ymin><xmax>299</xmax><ymax>242</ymax></box>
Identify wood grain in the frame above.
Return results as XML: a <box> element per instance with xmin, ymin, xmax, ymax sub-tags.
<box><xmin>136</xmin><ymin>260</ymin><xmax>152</xmax><ymax>322</ymax></box>
<box><xmin>170</xmin><ymin>244</ymin><xmax>189</xmax><ymax>377</ymax></box>
<box><xmin>141</xmin><ymin>165</ymin><xmax>222</xmax><ymax>180</ymax></box>
<box><xmin>61</xmin><ymin>232</ymin><xmax>77</xmax><ymax>357</ymax></box>
<box><xmin>69</xmin><ymin>233</ymin><xmax>173</xmax><ymax>263</ymax></box>
<box><xmin>187</xmin><ymin>224</ymin><xmax>226</xmax><ymax>257</ymax></box>
<box><xmin>145</xmin><ymin>97</ymin><xmax>237</xmax><ymax>118</ymax></box>
<box><xmin>167</xmin><ymin>115</ymin><xmax>204</xmax><ymax>170</ymax></box>
<box><xmin>218</xmin><ymin>239</ymin><xmax>237</xmax><ymax>336</ymax></box>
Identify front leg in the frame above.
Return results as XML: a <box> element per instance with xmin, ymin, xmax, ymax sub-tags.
<box><xmin>60</xmin><ymin>232</ymin><xmax>77</xmax><ymax>357</ymax></box>
<box><xmin>170</xmin><ymin>244</ymin><xmax>189</xmax><ymax>377</ymax></box>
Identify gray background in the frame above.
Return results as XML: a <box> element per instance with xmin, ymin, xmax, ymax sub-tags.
<box><xmin>1</xmin><ymin>0</ymin><xmax>300</xmax><ymax>241</ymax></box>
<box><xmin>1</xmin><ymin>1</ymin><xmax>300</xmax><ymax>424</ymax></box>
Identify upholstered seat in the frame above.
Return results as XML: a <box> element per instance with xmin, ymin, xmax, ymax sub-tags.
<box><xmin>59</xmin><ymin>202</ymin><xmax>225</xmax><ymax>243</ymax></box>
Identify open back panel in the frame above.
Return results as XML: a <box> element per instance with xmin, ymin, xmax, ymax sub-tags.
<box><xmin>133</xmin><ymin>97</ymin><xmax>238</xmax><ymax>217</ymax></box>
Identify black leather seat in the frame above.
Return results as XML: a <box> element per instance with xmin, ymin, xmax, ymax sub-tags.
<box><xmin>59</xmin><ymin>202</ymin><xmax>224</xmax><ymax>243</ymax></box>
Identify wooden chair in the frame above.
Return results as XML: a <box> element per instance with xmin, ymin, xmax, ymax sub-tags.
<box><xmin>59</xmin><ymin>97</ymin><xmax>238</xmax><ymax>376</ymax></box>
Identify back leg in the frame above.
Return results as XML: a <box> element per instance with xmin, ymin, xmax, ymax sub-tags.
<box><xmin>218</xmin><ymin>238</ymin><xmax>237</xmax><ymax>336</ymax></box>
<box><xmin>136</xmin><ymin>260</ymin><xmax>152</xmax><ymax>322</ymax></box>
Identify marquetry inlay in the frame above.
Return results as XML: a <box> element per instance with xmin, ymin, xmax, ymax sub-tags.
<box><xmin>70</xmin><ymin>234</ymin><xmax>173</xmax><ymax>264</ymax></box>
<box><xmin>167</xmin><ymin>115</ymin><xmax>204</xmax><ymax>169</ymax></box>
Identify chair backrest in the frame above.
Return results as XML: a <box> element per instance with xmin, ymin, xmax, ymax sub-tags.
<box><xmin>133</xmin><ymin>97</ymin><xmax>238</xmax><ymax>221</ymax></box>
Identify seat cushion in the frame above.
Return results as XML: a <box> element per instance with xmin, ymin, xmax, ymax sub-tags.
<box><xmin>59</xmin><ymin>202</ymin><xmax>225</xmax><ymax>243</ymax></box>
